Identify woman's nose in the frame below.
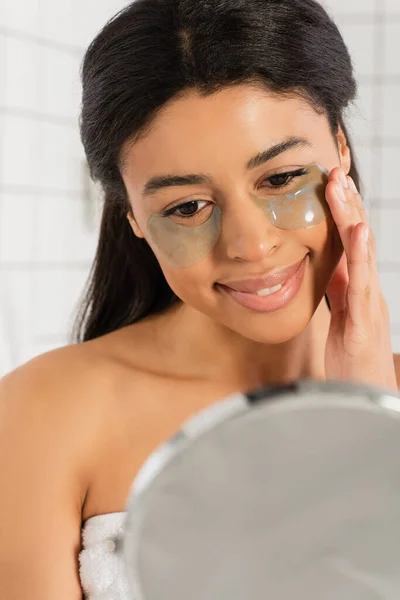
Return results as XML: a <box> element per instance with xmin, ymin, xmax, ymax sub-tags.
<box><xmin>219</xmin><ymin>196</ymin><xmax>281</xmax><ymax>262</ymax></box>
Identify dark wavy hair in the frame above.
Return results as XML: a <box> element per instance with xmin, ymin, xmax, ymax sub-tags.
<box><xmin>71</xmin><ymin>0</ymin><xmax>360</xmax><ymax>343</ymax></box>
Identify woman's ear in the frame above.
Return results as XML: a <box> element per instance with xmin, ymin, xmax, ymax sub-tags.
<box><xmin>127</xmin><ymin>211</ymin><xmax>145</xmax><ymax>239</ymax></box>
<box><xmin>337</xmin><ymin>125</ymin><xmax>351</xmax><ymax>175</ymax></box>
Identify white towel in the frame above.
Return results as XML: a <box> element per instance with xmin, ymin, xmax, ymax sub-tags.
<box><xmin>79</xmin><ymin>512</ymin><xmax>134</xmax><ymax>600</ymax></box>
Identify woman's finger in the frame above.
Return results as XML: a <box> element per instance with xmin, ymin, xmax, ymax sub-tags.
<box><xmin>346</xmin><ymin>221</ymin><xmax>372</xmax><ymax>329</ymax></box>
<box><xmin>347</xmin><ymin>175</ymin><xmax>368</xmax><ymax>223</ymax></box>
<box><xmin>325</xmin><ymin>167</ymin><xmax>364</xmax><ymax>258</ymax></box>
<box><xmin>326</xmin><ymin>251</ymin><xmax>348</xmax><ymax>318</ymax></box>
<box><xmin>346</xmin><ymin>175</ymin><xmax>380</xmax><ymax>284</ymax></box>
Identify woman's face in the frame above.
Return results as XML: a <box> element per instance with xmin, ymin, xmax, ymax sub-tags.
<box><xmin>122</xmin><ymin>84</ymin><xmax>349</xmax><ymax>343</ymax></box>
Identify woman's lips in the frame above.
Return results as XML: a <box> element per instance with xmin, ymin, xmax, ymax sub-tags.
<box><xmin>216</xmin><ymin>255</ymin><xmax>308</xmax><ymax>313</ymax></box>
<box><xmin>218</xmin><ymin>256</ymin><xmax>307</xmax><ymax>293</ymax></box>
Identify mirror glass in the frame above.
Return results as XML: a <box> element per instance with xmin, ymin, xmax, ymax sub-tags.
<box><xmin>122</xmin><ymin>380</ymin><xmax>400</xmax><ymax>599</ymax></box>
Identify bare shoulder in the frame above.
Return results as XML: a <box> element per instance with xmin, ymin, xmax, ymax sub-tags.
<box><xmin>0</xmin><ymin>340</ymin><xmax>119</xmax><ymax>496</ymax></box>
<box><xmin>0</xmin><ymin>329</ymin><xmax>150</xmax><ymax>597</ymax></box>
<box><xmin>0</xmin><ymin>337</ymin><xmax>119</xmax><ymax>425</ymax></box>
<box><xmin>0</xmin><ymin>320</ymin><xmax>167</xmax><ymax>498</ymax></box>
<box><xmin>0</xmin><ymin>342</ymin><xmax>112</xmax><ymax>596</ymax></box>
<box><xmin>0</xmin><ymin>329</ymin><xmax>148</xmax><ymax>486</ymax></box>
<box><xmin>0</xmin><ymin>328</ymin><xmax>144</xmax><ymax>459</ymax></box>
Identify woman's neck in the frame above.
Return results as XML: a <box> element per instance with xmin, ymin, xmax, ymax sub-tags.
<box><xmin>155</xmin><ymin>298</ymin><xmax>331</xmax><ymax>389</ymax></box>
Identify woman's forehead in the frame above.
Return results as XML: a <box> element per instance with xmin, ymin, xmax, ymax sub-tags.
<box><xmin>121</xmin><ymin>86</ymin><xmax>327</xmax><ymax>186</ymax></box>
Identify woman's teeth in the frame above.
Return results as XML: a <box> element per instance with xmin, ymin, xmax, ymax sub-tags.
<box><xmin>255</xmin><ymin>283</ymin><xmax>283</xmax><ymax>297</ymax></box>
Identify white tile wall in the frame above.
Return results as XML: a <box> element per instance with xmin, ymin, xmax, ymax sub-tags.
<box><xmin>31</xmin><ymin>270</ymin><xmax>89</xmax><ymax>339</ymax></box>
<box><xmin>3</xmin><ymin>37</ymin><xmax>41</xmax><ymax>111</ymax></box>
<box><xmin>384</xmin><ymin>22</ymin><xmax>400</xmax><ymax>76</ymax></box>
<box><xmin>373</xmin><ymin>208</ymin><xmax>400</xmax><ymax>264</ymax></box>
<box><xmin>381</xmin><ymin>272</ymin><xmax>400</xmax><ymax>322</ymax></box>
<box><xmin>35</xmin><ymin>122</ymin><xmax>86</xmax><ymax>192</ymax></box>
<box><xmin>0</xmin><ymin>270</ymin><xmax>33</xmax><ymax>366</ymax></box>
<box><xmin>2</xmin><ymin>0</ymin><xmax>40</xmax><ymax>34</ymax></box>
<box><xmin>0</xmin><ymin>193</ymin><xmax>36</xmax><ymax>262</ymax></box>
<box><xmin>351</xmin><ymin>145</ymin><xmax>375</xmax><ymax>205</ymax></box>
<box><xmin>385</xmin><ymin>0</ymin><xmax>400</xmax><ymax>12</ymax></box>
<box><xmin>34</xmin><ymin>196</ymin><xmax>97</xmax><ymax>263</ymax></box>
<box><xmin>323</xmin><ymin>0</ymin><xmax>375</xmax><ymax>15</ymax></box>
<box><xmin>0</xmin><ymin>34</ymin><xmax>5</xmax><ymax>103</ymax></box>
<box><xmin>38</xmin><ymin>0</ymin><xmax>121</xmax><ymax>48</ymax></box>
<box><xmin>381</xmin><ymin>85</ymin><xmax>400</xmax><ymax>140</ymax></box>
<box><xmin>2</xmin><ymin>115</ymin><xmax>40</xmax><ymax>188</ymax></box>
<box><xmin>0</xmin><ymin>0</ymin><xmax>123</xmax><ymax>376</ymax></box>
<box><xmin>347</xmin><ymin>82</ymin><xmax>375</xmax><ymax>144</ymax></box>
<box><xmin>1</xmin><ymin>0</ymin><xmax>400</xmax><ymax>376</ymax></box>
<box><xmin>38</xmin><ymin>47</ymin><xmax>82</xmax><ymax>119</ymax></box>
<box><xmin>380</xmin><ymin>146</ymin><xmax>400</xmax><ymax>202</ymax></box>
<box><xmin>338</xmin><ymin>22</ymin><xmax>376</xmax><ymax>79</ymax></box>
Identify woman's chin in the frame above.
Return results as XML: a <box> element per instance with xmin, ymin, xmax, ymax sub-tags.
<box><xmin>224</xmin><ymin>312</ymin><xmax>314</xmax><ymax>345</ymax></box>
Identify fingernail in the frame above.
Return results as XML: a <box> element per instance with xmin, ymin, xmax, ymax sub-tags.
<box><xmin>339</xmin><ymin>171</ymin><xmax>349</xmax><ymax>189</ymax></box>
<box><xmin>335</xmin><ymin>183</ymin><xmax>347</xmax><ymax>203</ymax></box>
<box><xmin>348</xmin><ymin>176</ymin><xmax>358</xmax><ymax>193</ymax></box>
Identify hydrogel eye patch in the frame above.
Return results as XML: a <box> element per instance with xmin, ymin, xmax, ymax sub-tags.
<box><xmin>253</xmin><ymin>163</ymin><xmax>329</xmax><ymax>230</ymax></box>
<box><xmin>147</xmin><ymin>204</ymin><xmax>223</xmax><ymax>270</ymax></box>
<box><xmin>147</xmin><ymin>163</ymin><xmax>330</xmax><ymax>268</ymax></box>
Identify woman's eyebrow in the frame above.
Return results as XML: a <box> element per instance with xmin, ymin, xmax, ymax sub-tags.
<box><xmin>140</xmin><ymin>136</ymin><xmax>311</xmax><ymax>197</ymax></box>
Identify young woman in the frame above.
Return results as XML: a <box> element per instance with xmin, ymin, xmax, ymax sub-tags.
<box><xmin>0</xmin><ymin>0</ymin><xmax>399</xmax><ymax>597</ymax></box>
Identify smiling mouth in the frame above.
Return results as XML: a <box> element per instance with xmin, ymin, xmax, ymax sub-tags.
<box><xmin>215</xmin><ymin>254</ymin><xmax>309</xmax><ymax>313</ymax></box>
<box><xmin>217</xmin><ymin>255</ymin><xmax>308</xmax><ymax>294</ymax></box>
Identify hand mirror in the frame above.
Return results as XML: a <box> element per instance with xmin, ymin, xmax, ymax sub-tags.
<box><xmin>121</xmin><ymin>379</ymin><xmax>400</xmax><ymax>599</ymax></box>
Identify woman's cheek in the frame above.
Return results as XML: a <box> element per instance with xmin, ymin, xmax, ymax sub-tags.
<box><xmin>157</xmin><ymin>257</ymin><xmax>215</xmax><ymax>303</ymax></box>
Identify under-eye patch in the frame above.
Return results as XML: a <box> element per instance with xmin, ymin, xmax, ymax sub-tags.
<box><xmin>147</xmin><ymin>163</ymin><xmax>329</xmax><ymax>268</ymax></box>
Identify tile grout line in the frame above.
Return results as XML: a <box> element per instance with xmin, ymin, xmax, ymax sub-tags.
<box><xmin>0</xmin><ymin>185</ymin><xmax>90</xmax><ymax>199</ymax></box>
<box><xmin>0</xmin><ymin>263</ymin><xmax>92</xmax><ymax>272</ymax></box>
<box><xmin>0</xmin><ymin>26</ymin><xmax>83</xmax><ymax>56</ymax></box>
<box><xmin>0</xmin><ymin>106</ymin><xmax>77</xmax><ymax>127</ymax></box>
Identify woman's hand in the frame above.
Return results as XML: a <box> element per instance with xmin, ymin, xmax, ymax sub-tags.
<box><xmin>324</xmin><ymin>167</ymin><xmax>398</xmax><ymax>392</ymax></box>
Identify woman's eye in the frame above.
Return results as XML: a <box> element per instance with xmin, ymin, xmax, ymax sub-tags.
<box><xmin>268</xmin><ymin>173</ymin><xmax>293</xmax><ymax>187</ymax></box>
<box><xmin>166</xmin><ymin>200</ymin><xmax>208</xmax><ymax>218</ymax></box>
<box><xmin>263</xmin><ymin>168</ymin><xmax>307</xmax><ymax>189</ymax></box>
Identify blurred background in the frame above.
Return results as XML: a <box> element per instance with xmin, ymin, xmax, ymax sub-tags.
<box><xmin>0</xmin><ymin>0</ymin><xmax>399</xmax><ymax>376</ymax></box>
